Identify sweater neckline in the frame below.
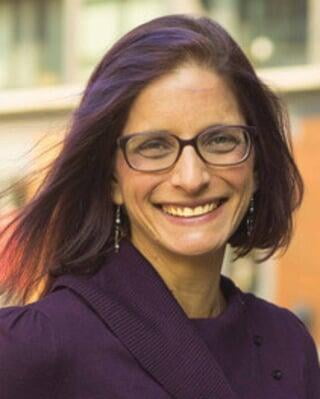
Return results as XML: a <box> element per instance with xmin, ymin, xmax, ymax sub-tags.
<box><xmin>100</xmin><ymin>238</ymin><xmax>247</xmax><ymax>326</ymax></box>
<box><xmin>53</xmin><ymin>237</ymin><xmax>241</xmax><ymax>399</ymax></box>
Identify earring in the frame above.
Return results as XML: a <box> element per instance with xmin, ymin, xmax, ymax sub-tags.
<box><xmin>114</xmin><ymin>205</ymin><xmax>121</xmax><ymax>253</ymax></box>
<box><xmin>246</xmin><ymin>197</ymin><xmax>254</xmax><ymax>237</ymax></box>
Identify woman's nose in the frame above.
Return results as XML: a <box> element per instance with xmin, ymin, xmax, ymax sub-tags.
<box><xmin>170</xmin><ymin>146</ymin><xmax>211</xmax><ymax>194</ymax></box>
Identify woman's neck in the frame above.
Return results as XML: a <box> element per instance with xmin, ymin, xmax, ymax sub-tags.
<box><xmin>131</xmin><ymin>237</ymin><xmax>226</xmax><ymax>319</ymax></box>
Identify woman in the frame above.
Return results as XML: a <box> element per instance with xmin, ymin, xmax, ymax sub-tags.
<box><xmin>0</xmin><ymin>14</ymin><xmax>319</xmax><ymax>399</ymax></box>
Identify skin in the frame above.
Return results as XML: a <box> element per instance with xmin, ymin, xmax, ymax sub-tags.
<box><xmin>112</xmin><ymin>63</ymin><xmax>256</xmax><ymax>318</ymax></box>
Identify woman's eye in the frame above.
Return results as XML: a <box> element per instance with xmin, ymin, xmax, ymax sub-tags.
<box><xmin>139</xmin><ymin>140</ymin><xmax>170</xmax><ymax>151</ymax></box>
<box><xmin>207</xmin><ymin>133</ymin><xmax>237</xmax><ymax>145</ymax></box>
<box><xmin>212</xmin><ymin>135</ymin><xmax>233</xmax><ymax>144</ymax></box>
<box><xmin>201</xmin><ymin>131</ymin><xmax>241</xmax><ymax>153</ymax></box>
<box><xmin>132</xmin><ymin>137</ymin><xmax>175</xmax><ymax>158</ymax></box>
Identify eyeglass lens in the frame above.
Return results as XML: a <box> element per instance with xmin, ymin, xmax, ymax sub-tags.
<box><xmin>124</xmin><ymin>126</ymin><xmax>250</xmax><ymax>171</ymax></box>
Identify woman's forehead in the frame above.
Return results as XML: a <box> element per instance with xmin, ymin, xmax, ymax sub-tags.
<box><xmin>123</xmin><ymin>65</ymin><xmax>243</xmax><ymax>135</ymax></box>
<box><xmin>143</xmin><ymin>65</ymin><xmax>228</xmax><ymax>93</ymax></box>
<box><xmin>132</xmin><ymin>65</ymin><xmax>240</xmax><ymax>112</ymax></box>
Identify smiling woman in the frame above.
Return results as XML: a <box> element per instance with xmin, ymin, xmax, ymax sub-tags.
<box><xmin>0</xmin><ymin>14</ymin><xmax>319</xmax><ymax>399</ymax></box>
<box><xmin>112</xmin><ymin>65</ymin><xmax>255</xmax><ymax>262</ymax></box>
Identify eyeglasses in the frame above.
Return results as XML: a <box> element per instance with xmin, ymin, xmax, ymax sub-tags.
<box><xmin>117</xmin><ymin>125</ymin><xmax>254</xmax><ymax>172</ymax></box>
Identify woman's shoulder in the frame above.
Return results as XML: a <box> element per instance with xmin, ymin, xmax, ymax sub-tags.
<box><xmin>0</xmin><ymin>286</ymin><xmax>90</xmax><ymax>339</ymax></box>
<box><xmin>0</xmin><ymin>300</ymin><xmax>60</xmax><ymax>398</ymax></box>
<box><xmin>0</xmin><ymin>287</ymin><xmax>95</xmax><ymax>398</ymax></box>
<box><xmin>243</xmin><ymin>291</ymin><xmax>320</xmax><ymax>394</ymax></box>
<box><xmin>244</xmin><ymin>292</ymin><xmax>319</xmax><ymax>362</ymax></box>
<box><xmin>0</xmin><ymin>294</ymin><xmax>62</xmax><ymax>350</ymax></box>
<box><xmin>224</xmin><ymin>278</ymin><xmax>318</xmax><ymax>357</ymax></box>
<box><xmin>225</xmin><ymin>277</ymin><xmax>310</xmax><ymax>337</ymax></box>
<box><xmin>243</xmin><ymin>291</ymin><xmax>310</xmax><ymax>335</ymax></box>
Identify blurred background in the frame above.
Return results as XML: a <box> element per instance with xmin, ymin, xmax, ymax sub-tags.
<box><xmin>0</xmin><ymin>0</ymin><xmax>319</xmax><ymax>346</ymax></box>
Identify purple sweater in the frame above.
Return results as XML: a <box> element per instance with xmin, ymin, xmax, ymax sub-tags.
<box><xmin>0</xmin><ymin>240</ymin><xmax>319</xmax><ymax>398</ymax></box>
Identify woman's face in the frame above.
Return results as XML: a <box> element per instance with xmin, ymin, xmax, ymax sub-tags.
<box><xmin>112</xmin><ymin>64</ymin><xmax>256</xmax><ymax>259</ymax></box>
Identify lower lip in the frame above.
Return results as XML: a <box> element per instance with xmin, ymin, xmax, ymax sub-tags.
<box><xmin>158</xmin><ymin>202</ymin><xmax>225</xmax><ymax>225</ymax></box>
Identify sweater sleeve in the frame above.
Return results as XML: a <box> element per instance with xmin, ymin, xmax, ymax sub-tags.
<box><xmin>0</xmin><ymin>305</ymin><xmax>59</xmax><ymax>399</ymax></box>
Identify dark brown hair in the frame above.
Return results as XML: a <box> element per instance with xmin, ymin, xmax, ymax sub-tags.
<box><xmin>0</xmin><ymin>14</ymin><xmax>303</xmax><ymax>303</ymax></box>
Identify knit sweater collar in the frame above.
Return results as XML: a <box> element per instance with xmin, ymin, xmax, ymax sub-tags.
<box><xmin>53</xmin><ymin>239</ymin><xmax>245</xmax><ymax>399</ymax></box>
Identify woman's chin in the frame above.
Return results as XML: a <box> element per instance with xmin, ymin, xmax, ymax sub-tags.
<box><xmin>162</xmin><ymin>239</ymin><xmax>226</xmax><ymax>259</ymax></box>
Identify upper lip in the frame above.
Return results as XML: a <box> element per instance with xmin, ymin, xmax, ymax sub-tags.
<box><xmin>155</xmin><ymin>197</ymin><xmax>227</xmax><ymax>208</ymax></box>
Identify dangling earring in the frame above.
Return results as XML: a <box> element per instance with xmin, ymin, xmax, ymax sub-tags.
<box><xmin>246</xmin><ymin>197</ymin><xmax>254</xmax><ymax>237</ymax></box>
<box><xmin>114</xmin><ymin>205</ymin><xmax>121</xmax><ymax>253</ymax></box>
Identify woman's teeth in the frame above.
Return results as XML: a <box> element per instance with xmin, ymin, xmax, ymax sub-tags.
<box><xmin>162</xmin><ymin>202</ymin><xmax>219</xmax><ymax>217</ymax></box>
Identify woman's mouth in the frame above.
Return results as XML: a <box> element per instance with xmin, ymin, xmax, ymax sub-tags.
<box><xmin>160</xmin><ymin>199</ymin><xmax>226</xmax><ymax>218</ymax></box>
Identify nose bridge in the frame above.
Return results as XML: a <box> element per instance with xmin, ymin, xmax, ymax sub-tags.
<box><xmin>171</xmin><ymin>144</ymin><xmax>210</xmax><ymax>191</ymax></box>
<box><xmin>179</xmin><ymin>143</ymin><xmax>202</xmax><ymax>168</ymax></box>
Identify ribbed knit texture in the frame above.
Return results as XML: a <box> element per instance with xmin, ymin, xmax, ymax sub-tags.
<box><xmin>54</xmin><ymin>240</ymin><xmax>240</xmax><ymax>398</ymax></box>
<box><xmin>0</xmin><ymin>239</ymin><xmax>319</xmax><ymax>398</ymax></box>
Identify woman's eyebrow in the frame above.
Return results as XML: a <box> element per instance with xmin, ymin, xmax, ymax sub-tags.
<box><xmin>124</xmin><ymin>124</ymin><xmax>229</xmax><ymax>137</ymax></box>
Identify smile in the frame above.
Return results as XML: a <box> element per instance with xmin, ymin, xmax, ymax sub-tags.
<box><xmin>161</xmin><ymin>201</ymin><xmax>224</xmax><ymax>218</ymax></box>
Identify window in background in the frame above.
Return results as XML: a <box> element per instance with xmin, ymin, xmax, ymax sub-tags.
<box><xmin>79</xmin><ymin>0</ymin><xmax>167</xmax><ymax>81</ymax></box>
<box><xmin>202</xmin><ymin>0</ymin><xmax>308</xmax><ymax>68</ymax></box>
<box><xmin>0</xmin><ymin>0</ymin><xmax>63</xmax><ymax>89</ymax></box>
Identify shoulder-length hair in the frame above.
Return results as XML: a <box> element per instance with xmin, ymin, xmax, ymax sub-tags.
<box><xmin>0</xmin><ymin>14</ymin><xmax>303</xmax><ymax>303</ymax></box>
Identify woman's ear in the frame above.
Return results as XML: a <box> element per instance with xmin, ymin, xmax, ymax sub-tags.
<box><xmin>111</xmin><ymin>174</ymin><xmax>124</xmax><ymax>205</ymax></box>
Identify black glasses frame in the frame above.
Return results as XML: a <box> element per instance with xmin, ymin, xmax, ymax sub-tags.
<box><xmin>117</xmin><ymin>125</ymin><xmax>255</xmax><ymax>172</ymax></box>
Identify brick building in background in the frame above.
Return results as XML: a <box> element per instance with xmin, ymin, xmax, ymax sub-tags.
<box><xmin>277</xmin><ymin>115</ymin><xmax>320</xmax><ymax>344</ymax></box>
<box><xmin>0</xmin><ymin>0</ymin><xmax>320</xmax><ymax>345</ymax></box>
